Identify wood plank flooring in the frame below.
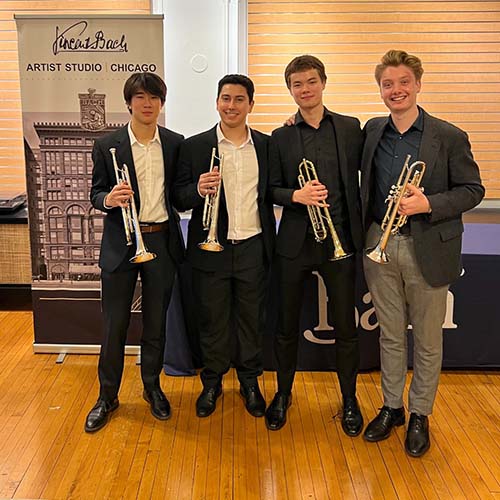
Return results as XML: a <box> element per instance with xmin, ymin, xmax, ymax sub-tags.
<box><xmin>0</xmin><ymin>311</ymin><xmax>499</xmax><ymax>500</ymax></box>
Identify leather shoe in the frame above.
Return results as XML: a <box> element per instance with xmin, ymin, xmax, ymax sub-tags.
<box><xmin>363</xmin><ymin>406</ymin><xmax>405</xmax><ymax>442</ymax></box>
<box><xmin>84</xmin><ymin>397</ymin><xmax>119</xmax><ymax>433</ymax></box>
<box><xmin>405</xmin><ymin>413</ymin><xmax>430</xmax><ymax>457</ymax></box>
<box><xmin>240</xmin><ymin>384</ymin><xmax>266</xmax><ymax>417</ymax></box>
<box><xmin>196</xmin><ymin>385</ymin><xmax>222</xmax><ymax>417</ymax></box>
<box><xmin>265</xmin><ymin>392</ymin><xmax>291</xmax><ymax>431</ymax></box>
<box><xmin>341</xmin><ymin>397</ymin><xmax>364</xmax><ymax>437</ymax></box>
<box><xmin>143</xmin><ymin>389</ymin><xmax>171</xmax><ymax>420</ymax></box>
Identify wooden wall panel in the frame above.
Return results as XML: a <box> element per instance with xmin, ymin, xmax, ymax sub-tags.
<box><xmin>247</xmin><ymin>0</ymin><xmax>500</xmax><ymax>198</ymax></box>
<box><xmin>0</xmin><ymin>1</ymin><xmax>151</xmax><ymax>196</ymax></box>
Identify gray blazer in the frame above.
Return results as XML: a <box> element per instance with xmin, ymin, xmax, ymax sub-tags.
<box><xmin>361</xmin><ymin>108</ymin><xmax>485</xmax><ymax>287</ymax></box>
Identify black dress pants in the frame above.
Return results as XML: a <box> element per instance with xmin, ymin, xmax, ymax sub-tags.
<box><xmin>98</xmin><ymin>230</ymin><xmax>176</xmax><ymax>401</ymax></box>
<box><xmin>192</xmin><ymin>235</ymin><xmax>267</xmax><ymax>389</ymax></box>
<box><xmin>275</xmin><ymin>234</ymin><xmax>359</xmax><ymax>397</ymax></box>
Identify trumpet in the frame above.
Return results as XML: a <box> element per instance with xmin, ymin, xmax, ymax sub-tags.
<box><xmin>109</xmin><ymin>148</ymin><xmax>156</xmax><ymax>263</ymax></box>
<box><xmin>298</xmin><ymin>158</ymin><xmax>352</xmax><ymax>261</ymax></box>
<box><xmin>198</xmin><ymin>148</ymin><xmax>224</xmax><ymax>252</ymax></box>
<box><xmin>366</xmin><ymin>154</ymin><xmax>426</xmax><ymax>264</ymax></box>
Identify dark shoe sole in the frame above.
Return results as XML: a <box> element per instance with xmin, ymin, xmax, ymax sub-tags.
<box><xmin>265</xmin><ymin>398</ymin><xmax>291</xmax><ymax>431</ymax></box>
<box><xmin>239</xmin><ymin>390</ymin><xmax>265</xmax><ymax>418</ymax></box>
<box><xmin>84</xmin><ymin>401</ymin><xmax>119</xmax><ymax>433</ymax></box>
<box><xmin>265</xmin><ymin>418</ymin><xmax>287</xmax><ymax>431</ymax></box>
<box><xmin>341</xmin><ymin>421</ymin><xmax>364</xmax><ymax>438</ymax></box>
<box><xmin>363</xmin><ymin>415</ymin><xmax>405</xmax><ymax>442</ymax></box>
<box><xmin>196</xmin><ymin>389</ymin><xmax>223</xmax><ymax>418</ymax></box>
<box><xmin>143</xmin><ymin>393</ymin><xmax>171</xmax><ymax>421</ymax></box>
<box><xmin>405</xmin><ymin>438</ymin><xmax>430</xmax><ymax>458</ymax></box>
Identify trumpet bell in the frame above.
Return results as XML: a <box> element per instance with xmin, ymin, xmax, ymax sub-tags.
<box><xmin>198</xmin><ymin>240</ymin><xmax>224</xmax><ymax>252</ymax></box>
<box><xmin>329</xmin><ymin>250</ymin><xmax>353</xmax><ymax>262</ymax></box>
<box><xmin>130</xmin><ymin>250</ymin><xmax>157</xmax><ymax>264</ymax></box>
<box><xmin>365</xmin><ymin>244</ymin><xmax>389</xmax><ymax>264</ymax></box>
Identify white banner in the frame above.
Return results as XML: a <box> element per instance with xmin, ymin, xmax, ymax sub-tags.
<box><xmin>16</xmin><ymin>15</ymin><xmax>166</xmax><ymax>348</ymax></box>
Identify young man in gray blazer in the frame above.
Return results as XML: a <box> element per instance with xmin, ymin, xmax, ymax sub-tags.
<box><xmin>85</xmin><ymin>73</ymin><xmax>184</xmax><ymax>432</ymax></box>
<box><xmin>361</xmin><ymin>50</ymin><xmax>484</xmax><ymax>456</ymax></box>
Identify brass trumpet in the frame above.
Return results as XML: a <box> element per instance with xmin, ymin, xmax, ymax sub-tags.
<box><xmin>298</xmin><ymin>158</ymin><xmax>351</xmax><ymax>261</ymax></box>
<box><xmin>109</xmin><ymin>148</ymin><xmax>156</xmax><ymax>263</ymax></box>
<box><xmin>366</xmin><ymin>154</ymin><xmax>426</xmax><ymax>264</ymax></box>
<box><xmin>198</xmin><ymin>148</ymin><xmax>224</xmax><ymax>252</ymax></box>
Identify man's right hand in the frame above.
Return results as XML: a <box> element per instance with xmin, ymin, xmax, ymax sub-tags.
<box><xmin>292</xmin><ymin>179</ymin><xmax>329</xmax><ymax>207</ymax></box>
<box><xmin>105</xmin><ymin>182</ymin><xmax>133</xmax><ymax>208</ymax></box>
<box><xmin>198</xmin><ymin>167</ymin><xmax>221</xmax><ymax>197</ymax></box>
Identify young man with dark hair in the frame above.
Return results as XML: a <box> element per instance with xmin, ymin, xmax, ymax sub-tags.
<box><xmin>85</xmin><ymin>72</ymin><xmax>184</xmax><ymax>432</ymax></box>
<box><xmin>266</xmin><ymin>55</ymin><xmax>364</xmax><ymax>435</ymax></box>
<box><xmin>361</xmin><ymin>50</ymin><xmax>484</xmax><ymax>456</ymax></box>
<box><xmin>173</xmin><ymin>74</ymin><xmax>275</xmax><ymax>418</ymax></box>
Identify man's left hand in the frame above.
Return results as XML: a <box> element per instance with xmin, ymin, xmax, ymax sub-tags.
<box><xmin>398</xmin><ymin>183</ymin><xmax>431</xmax><ymax>216</ymax></box>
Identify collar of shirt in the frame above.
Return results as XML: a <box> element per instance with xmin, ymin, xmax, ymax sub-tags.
<box><xmin>127</xmin><ymin>122</ymin><xmax>161</xmax><ymax>147</ymax></box>
<box><xmin>295</xmin><ymin>106</ymin><xmax>335</xmax><ymax>127</ymax></box>
<box><xmin>387</xmin><ymin>106</ymin><xmax>424</xmax><ymax>135</ymax></box>
<box><xmin>216</xmin><ymin>123</ymin><xmax>254</xmax><ymax>147</ymax></box>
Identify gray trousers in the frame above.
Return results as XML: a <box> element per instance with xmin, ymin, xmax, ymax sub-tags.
<box><xmin>363</xmin><ymin>223</ymin><xmax>448</xmax><ymax>415</ymax></box>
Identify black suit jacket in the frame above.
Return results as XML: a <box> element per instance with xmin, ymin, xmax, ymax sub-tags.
<box><xmin>90</xmin><ymin>125</ymin><xmax>185</xmax><ymax>272</ymax></box>
<box><xmin>269</xmin><ymin>111</ymin><xmax>364</xmax><ymax>259</ymax></box>
<box><xmin>172</xmin><ymin>126</ymin><xmax>276</xmax><ymax>271</ymax></box>
<box><xmin>361</xmin><ymin>109</ymin><xmax>485</xmax><ymax>287</ymax></box>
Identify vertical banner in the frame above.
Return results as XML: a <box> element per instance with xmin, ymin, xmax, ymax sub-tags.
<box><xmin>16</xmin><ymin>15</ymin><xmax>165</xmax><ymax>350</ymax></box>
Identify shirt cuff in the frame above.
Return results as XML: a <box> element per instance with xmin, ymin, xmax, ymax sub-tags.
<box><xmin>103</xmin><ymin>194</ymin><xmax>112</xmax><ymax>210</ymax></box>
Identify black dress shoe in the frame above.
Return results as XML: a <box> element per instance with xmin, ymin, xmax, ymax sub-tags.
<box><xmin>143</xmin><ymin>389</ymin><xmax>171</xmax><ymax>420</ymax></box>
<box><xmin>196</xmin><ymin>385</ymin><xmax>222</xmax><ymax>417</ymax></box>
<box><xmin>405</xmin><ymin>413</ymin><xmax>430</xmax><ymax>457</ymax></box>
<box><xmin>341</xmin><ymin>397</ymin><xmax>364</xmax><ymax>437</ymax></box>
<box><xmin>363</xmin><ymin>406</ymin><xmax>405</xmax><ymax>442</ymax></box>
<box><xmin>240</xmin><ymin>384</ymin><xmax>266</xmax><ymax>417</ymax></box>
<box><xmin>84</xmin><ymin>398</ymin><xmax>119</xmax><ymax>433</ymax></box>
<box><xmin>265</xmin><ymin>392</ymin><xmax>291</xmax><ymax>431</ymax></box>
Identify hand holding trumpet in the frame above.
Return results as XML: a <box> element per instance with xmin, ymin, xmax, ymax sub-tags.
<box><xmin>398</xmin><ymin>183</ymin><xmax>430</xmax><ymax>216</ymax></box>
<box><xmin>292</xmin><ymin>179</ymin><xmax>330</xmax><ymax>207</ymax></box>
<box><xmin>198</xmin><ymin>166</ymin><xmax>221</xmax><ymax>197</ymax></box>
<box><xmin>105</xmin><ymin>182</ymin><xmax>133</xmax><ymax>208</ymax></box>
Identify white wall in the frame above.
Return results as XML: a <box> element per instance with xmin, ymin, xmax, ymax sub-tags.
<box><xmin>152</xmin><ymin>0</ymin><xmax>246</xmax><ymax>137</ymax></box>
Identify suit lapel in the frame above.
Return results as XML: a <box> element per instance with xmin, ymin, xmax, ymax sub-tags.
<box><xmin>207</xmin><ymin>126</ymin><xmax>229</xmax><ymax>210</ymax></box>
<box><xmin>114</xmin><ymin>126</ymin><xmax>140</xmax><ymax>210</ymax></box>
<box><xmin>331</xmin><ymin>113</ymin><xmax>349</xmax><ymax>182</ymax></box>
<box><xmin>361</xmin><ymin>117</ymin><xmax>387</xmax><ymax>207</ymax></box>
<box><xmin>418</xmin><ymin>112</ymin><xmax>440</xmax><ymax>188</ymax></box>
<box><xmin>251</xmin><ymin>129</ymin><xmax>267</xmax><ymax>200</ymax></box>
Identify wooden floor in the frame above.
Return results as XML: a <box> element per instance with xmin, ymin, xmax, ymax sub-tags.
<box><xmin>0</xmin><ymin>311</ymin><xmax>499</xmax><ymax>500</ymax></box>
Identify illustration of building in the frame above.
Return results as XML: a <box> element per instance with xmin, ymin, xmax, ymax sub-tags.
<box><xmin>25</xmin><ymin>89</ymin><xmax>123</xmax><ymax>281</ymax></box>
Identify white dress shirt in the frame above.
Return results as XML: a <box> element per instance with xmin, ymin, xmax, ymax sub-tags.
<box><xmin>128</xmin><ymin>123</ymin><xmax>168</xmax><ymax>222</ymax></box>
<box><xmin>217</xmin><ymin>123</ymin><xmax>261</xmax><ymax>240</ymax></box>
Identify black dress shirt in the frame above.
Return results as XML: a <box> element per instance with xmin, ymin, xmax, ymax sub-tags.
<box><xmin>296</xmin><ymin>108</ymin><xmax>353</xmax><ymax>252</ymax></box>
<box><xmin>372</xmin><ymin>107</ymin><xmax>424</xmax><ymax>222</ymax></box>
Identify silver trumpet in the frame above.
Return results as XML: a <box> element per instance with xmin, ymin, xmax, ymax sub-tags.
<box><xmin>366</xmin><ymin>154</ymin><xmax>426</xmax><ymax>264</ymax></box>
<box><xmin>109</xmin><ymin>148</ymin><xmax>156</xmax><ymax>263</ymax></box>
<box><xmin>298</xmin><ymin>158</ymin><xmax>351</xmax><ymax>261</ymax></box>
<box><xmin>198</xmin><ymin>148</ymin><xmax>224</xmax><ymax>252</ymax></box>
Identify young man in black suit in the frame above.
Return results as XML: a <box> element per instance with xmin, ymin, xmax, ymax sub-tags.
<box><xmin>266</xmin><ymin>55</ymin><xmax>364</xmax><ymax>435</ymax></box>
<box><xmin>173</xmin><ymin>74</ymin><xmax>275</xmax><ymax>418</ymax></box>
<box><xmin>85</xmin><ymin>73</ymin><xmax>184</xmax><ymax>432</ymax></box>
<box><xmin>361</xmin><ymin>50</ymin><xmax>484</xmax><ymax>456</ymax></box>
